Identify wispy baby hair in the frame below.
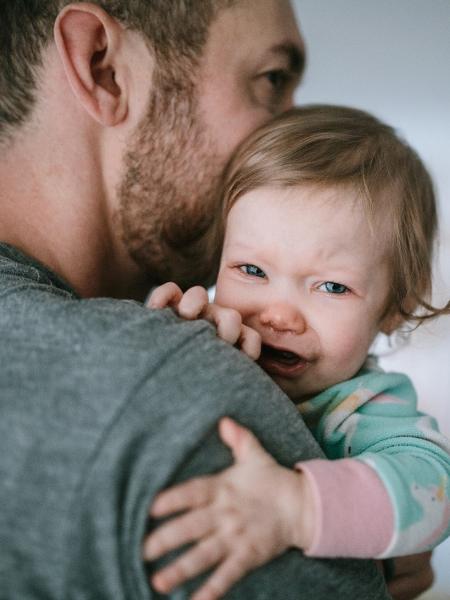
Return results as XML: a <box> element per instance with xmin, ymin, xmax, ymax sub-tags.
<box><xmin>222</xmin><ymin>104</ymin><xmax>450</xmax><ymax>326</ymax></box>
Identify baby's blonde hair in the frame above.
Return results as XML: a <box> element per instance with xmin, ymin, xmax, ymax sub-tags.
<box><xmin>222</xmin><ymin>105</ymin><xmax>449</xmax><ymax>325</ymax></box>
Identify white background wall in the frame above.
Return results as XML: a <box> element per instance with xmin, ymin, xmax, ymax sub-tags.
<box><xmin>292</xmin><ymin>1</ymin><xmax>450</xmax><ymax>597</ymax></box>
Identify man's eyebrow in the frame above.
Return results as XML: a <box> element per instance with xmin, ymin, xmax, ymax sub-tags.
<box><xmin>272</xmin><ymin>42</ymin><xmax>306</xmax><ymax>80</ymax></box>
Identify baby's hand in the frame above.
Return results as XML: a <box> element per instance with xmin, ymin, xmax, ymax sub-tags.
<box><xmin>147</xmin><ymin>283</ymin><xmax>261</xmax><ymax>360</ymax></box>
<box><xmin>143</xmin><ymin>418</ymin><xmax>315</xmax><ymax>600</ymax></box>
<box><xmin>147</xmin><ymin>282</ymin><xmax>209</xmax><ymax>318</ymax></box>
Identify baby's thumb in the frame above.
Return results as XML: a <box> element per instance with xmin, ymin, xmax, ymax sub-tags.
<box><xmin>218</xmin><ymin>417</ymin><xmax>268</xmax><ymax>464</ymax></box>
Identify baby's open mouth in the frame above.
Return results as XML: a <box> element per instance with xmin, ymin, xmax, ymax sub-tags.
<box><xmin>260</xmin><ymin>344</ymin><xmax>302</xmax><ymax>365</ymax></box>
<box><xmin>258</xmin><ymin>344</ymin><xmax>310</xmax><ymax>379</ymax></box>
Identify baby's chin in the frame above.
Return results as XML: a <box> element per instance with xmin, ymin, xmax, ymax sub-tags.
<box><xmin>271</xmin><ymin>368</ymin><xmax>358</xmax><ymax>403</ymax></box>
<box><xmin>270</xmin><ymin>374</ymin><xmax>320</xmax><ymax>404</ymax></box>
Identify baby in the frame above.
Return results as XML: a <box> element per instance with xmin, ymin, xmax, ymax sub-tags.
<box><xmin>144</xmin><ymin>105</ymin><xmax>450</xmax><ymax>600</ymax></box>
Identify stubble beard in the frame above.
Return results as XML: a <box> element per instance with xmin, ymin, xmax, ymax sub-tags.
<box><xmin>117</xmin><ymin>71</ymin><xmax>224</xmax><ymax>290</ymax></box>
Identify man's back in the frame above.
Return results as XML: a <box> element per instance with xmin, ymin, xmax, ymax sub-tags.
<box><xmin>0</xmin><ymin>243</ymin><xmax>389</xmax><ymax>599</ymax></box>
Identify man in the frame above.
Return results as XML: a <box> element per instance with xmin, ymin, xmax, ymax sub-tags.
<box><xmin>0</xmin><ymin>1</ymin><xmax>431</xmax><ymax>598</ymax></box>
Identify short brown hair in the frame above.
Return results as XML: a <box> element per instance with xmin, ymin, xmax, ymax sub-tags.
<box><xmin>0</xmin><ymin>0</ymin><xmax>234</xmax><ymax>141</ymax></box>
<box><xmin>222</xmin><ymin>104</ymin><xmax>450</xmax><ymax>326</ymax></box>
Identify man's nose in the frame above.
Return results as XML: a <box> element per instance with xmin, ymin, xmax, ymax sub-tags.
<box><xmin>259</xmin><ymin>302</ymin><xmax>306</xmax><ymax>334</ymax></box>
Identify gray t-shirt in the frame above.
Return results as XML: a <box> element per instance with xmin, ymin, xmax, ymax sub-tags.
<box><xmin>0</xmin><ymin>243</ymin><xmax>389</xmax><ymax>599</ymax></box>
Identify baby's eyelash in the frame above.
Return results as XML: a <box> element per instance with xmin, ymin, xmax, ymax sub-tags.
<box><xmin>317</xmin><ymin>281</ymin><xmax>350</xmax><ymax>295</ymax></box>
<box><xmin>238</xmin><ymin>264</ymin><xmax>266</xmax><ymax>278</ymax></box>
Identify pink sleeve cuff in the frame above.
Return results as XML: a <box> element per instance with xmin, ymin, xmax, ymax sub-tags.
<box><xmin>295</xmin><ymin>458</ymin><xmax>394</xmax><ymax>558</ymax></box>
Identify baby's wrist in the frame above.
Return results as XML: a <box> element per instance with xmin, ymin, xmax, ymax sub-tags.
<box><xmin>279</xmin><ymin>468</ymin><xmax>316</xmax><ymax>550</ymax></box>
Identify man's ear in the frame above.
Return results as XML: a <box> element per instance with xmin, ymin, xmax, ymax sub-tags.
<box><xmin>54</xmin><ymin>3</ymin><xmax>128</xmax><ymax>126</ymax></box>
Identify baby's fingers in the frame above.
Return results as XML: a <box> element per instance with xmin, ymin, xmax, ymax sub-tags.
<box><xmin>143</xmin><ymin>506</ymin><xmax>214</xmax><ymax>561</ymax></box>
<box><xmin>206</xmin><ymin>305</ymin><xmax>242</xmax><ymax>345</ymax></box>
<box><xmin>150</xmin><ymin>536</ymin><xmax>225</xmax><ymax>594</ymax></box>
<box><xmin>147</xmin><ymin>282</ymin><xmax>183</xmax><ymax>309</ymax></box>
<box><xmin>238</xmin><ymin>325</ymin><xmax>261</xmax><ymax>360</ymax></box>
<box><xmin>191</xmin><ymin>554</ymin><xmax>255</xmax><ymax>600</ymax></box>
<box><xmin>177</xmin><ymin>286</ymin><xmax>210</xmax><ymax>319</ymax></box>
<box><xmin>150</xmin><ymin>477</ymin><xmax>215</xmax><ymax>518</ymax></box>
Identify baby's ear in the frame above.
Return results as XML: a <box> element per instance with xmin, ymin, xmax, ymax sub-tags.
<box><xmin>379</xmin><ymin>310</ymin><xmax>404</xmax><ymax>335</ymax></box>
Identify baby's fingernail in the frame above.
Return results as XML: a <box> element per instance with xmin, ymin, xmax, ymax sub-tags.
<box><xmin>152</xmin><ymin>573</ymin><xmax>173</xmax><ymax>593</ymax></box>
<box><xmin>150</xmin><ymin>498</ymin><xmax>164</xmax><ymax>516</ymax></box>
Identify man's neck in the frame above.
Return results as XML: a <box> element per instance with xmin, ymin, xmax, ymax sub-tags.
<box><xmin>0</xmin><ymin>130</ymin><xmax>148</xmax><ymax>301</ymax></box>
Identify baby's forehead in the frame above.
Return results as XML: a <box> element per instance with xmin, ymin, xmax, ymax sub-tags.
<box><xmin>225</xmin><ymin>183</ymin><xmax>392</xmax><ymax>257</ymax></box>
<box><xmin>239</xmin><ymin>186</ymin><xmax>392</xmax><ymax>269</ymax></box>
<box><xmin>227</xmin><ymin>181</ymin><xmax>394</xmax><ymax>225</ymax></box>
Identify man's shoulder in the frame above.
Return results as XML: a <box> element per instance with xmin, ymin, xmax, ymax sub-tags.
<box><xmin>0</xmin><ymin>241</ymin><xmax>209</xmax><ymax>351</ymax></box>
<box><xmin>1</xmin><ymin>257</ymin><xmax>207</xmax><ymax>367</ymax></box>
<box><xmin>0</xmin><ymin>243</ymin><xmax>230</xmax><ymax>403</ymax></box>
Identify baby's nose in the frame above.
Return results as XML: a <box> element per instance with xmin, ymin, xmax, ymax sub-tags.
<box><xmin>259</xmin><ymin>302</ymin><xmax>306</xmax><ymax>334</ymax></box>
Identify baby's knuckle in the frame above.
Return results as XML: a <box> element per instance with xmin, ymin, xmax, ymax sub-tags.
<box><xmin>229</xmin><ymin>309</ymin><xmax>242</xmax><ymax>328</ymax></box>
<box><xmin>250</xmin><ymin>328</ymin><xmax>261</xmax><ymax>344</ymax></box>
<box><xmin>165</xmin><ymin>282</ymin><xmax>180</xmax><ymax>297</ymax></box>
<box><xmin>180</xmin><ymin>519</ymin><xmax>197</xmax><ymax>539</ymax></box>
<box><xmin>218</xmin><ymin>307</ymin><xmax>239</xmax><ymax>329</ymax></box>
<box><xmin>200</xmin><ymin>582</ymin><xmax>221</xmax><ymax>600</ymax></box>
<box><xmin>221</xmin><ymin>510</ymin><xmax>242</xmax><ymax>536</ymax></box>
<box><xmin>155</xmin><ymin>529</ymin><xmax>172</xmax><ymax>551</ymax></box>
<box><xmin>195</xmin><ymin>286</ymin><xmax>209</xmax><ymax>301</ymax></box>
<box><xmin>188</xmin><ymin>479</ymin><xmax>207</xmax><ymax>501</ymax></box>
<box><xmin>210</xmin><ymin>576</ymin><xmax>229</xmax><ymax>597</ymax></box>
<box><xmin>217</xmin><ymin>480</ymin><xmax>236</xmax><ymax>503</ymax></box>
<box><xmin>240</xmin><ymin>538</ymin><xmax>255</xmax><ymax>556</ymax></box>
<box><xmin>186</xmin><ymin>286</ymin><xmax>205</xmax><ymax>302</ymax></box>
<box><xmin>171</xmin><ymin>560</ymin><xmax>189</xmax><ymax>582</ymax></box>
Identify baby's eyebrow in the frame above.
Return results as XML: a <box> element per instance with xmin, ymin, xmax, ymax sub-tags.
<box><xmin>232</xmin><ymin>242</ymin><xmax>253</xmax><ymax>250</ymax></box>
<box><xmin>223</xmin><ymin>240</ymin><xmax>257</xmax><ymax>252</ymax></box>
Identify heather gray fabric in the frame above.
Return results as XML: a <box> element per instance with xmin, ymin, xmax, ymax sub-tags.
<box><xmin>0</xmin><ymin>243</ymin><xmax>390</xmax><ymax>600</ymax></box>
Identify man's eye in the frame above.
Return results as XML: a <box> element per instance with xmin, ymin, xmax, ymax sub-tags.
<box><xmin>239</xmin><ymin>264</ymin><xmax>266</xmax><ymax>278</ymax></box>
<box><xmin>265</xmin><ymin>69</ymin><xmax>289</xmax><ymax>92</ymax></box>
<box><xmin>319</xmin><ymin>281</ymin><xmax>349</xmax><ymax>294</ymax></box>
<box><xmin>253</xmin><ymin>69</ymin><xmax>293</xmax><ymax>113</ymax></box>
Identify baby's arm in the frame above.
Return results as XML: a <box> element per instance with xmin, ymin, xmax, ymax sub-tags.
<box><xmin>147</xmin><ymin>282</ymin><xmax>261</xmax><ymax>360</ymax></box>
<box><xmin>299</xmin><ymin>369</ymin><xmax>450</xmax><ymax>558</ymax></box>
<box><xmin>143</xmin><ymin>379</ymin><xmax>449</xmax><ymax>599</ymax></box>
<box><xmin>144</xmin><ymin>417</ymin><xmax>316</xmax><ymax>600</ymax></box>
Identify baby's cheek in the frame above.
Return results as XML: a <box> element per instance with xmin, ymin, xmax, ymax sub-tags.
<box><xmin>216</xmin><ymin>283</ymin><xmax>257</xmax><ymax>319</ymax></box>
<box><xmin>325</xmin><ymin>325</ymin><xmax>372</xmax><ymax>380</ymax></box>
<box><xmin>215</xmin><ymin>283</ymin><xmax>238</xmax><ymax>310</ymax></box>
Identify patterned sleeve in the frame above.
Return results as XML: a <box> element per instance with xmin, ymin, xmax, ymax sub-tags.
<box><xmin>298</xmin><ymin>363</ymin><xmax>450</xmax><ymax>557</ymax></box>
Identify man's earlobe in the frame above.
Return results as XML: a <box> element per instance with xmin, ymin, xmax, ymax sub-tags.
<box><xmin>54</xmin><ymin>3</ymin><xmax>128</xmax><ymax>126</ymax></box>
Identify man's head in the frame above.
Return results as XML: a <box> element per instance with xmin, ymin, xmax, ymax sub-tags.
<box><xmin>0</xmin><ymin>1</ymin><xmax>304</xmax><ymax>293</ymax></box>
<box><xmin>0</xmin><ymin>1</ymin><xmax>230</xmax><ymax>141</ymax></box>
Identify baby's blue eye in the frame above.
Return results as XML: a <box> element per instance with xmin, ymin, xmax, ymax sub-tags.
<box><xmin>320</xmin><ymin>281</ymin><xmax>349</xmax><ymax>294</ymax></box>
<box><xmin>240</xmin><ymin>264</ymin><xmax>266</xmax><ymax>278</ymax></box>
